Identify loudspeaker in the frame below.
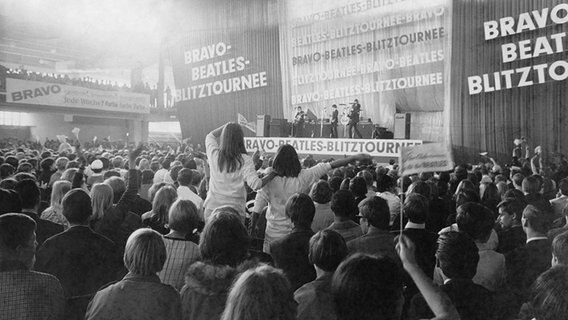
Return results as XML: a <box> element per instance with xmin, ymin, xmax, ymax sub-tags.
<box><xmin>270</xmin><ymin>119</ymin><xmax>288</xmax><ymax>137</ymax></box>
<box><xmin>256</xmin><ymin>115</ymin><xmax>271</xmax><ymax>137</ymax></box>
<box><xmin>394</xmin><ymin>113</ymin><xmax>411</xmax><ymax>139</ymax></box>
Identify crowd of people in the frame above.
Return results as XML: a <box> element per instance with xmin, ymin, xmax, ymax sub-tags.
<box><xmin>1</xmin><ymin>123</ymin><xmax>568</xmax><ymax>320</ymax></box>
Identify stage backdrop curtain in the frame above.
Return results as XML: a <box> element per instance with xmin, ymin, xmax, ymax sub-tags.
<box><xmin>278</xmin><ymin>0</ymin><xmax>452</xmax><ymax>141</ymax></box>
<box><xmin>167</xmin><ymin>0</ymin><xmax>283</xmax><ymax>143</ymax></box>
<box><xmin>450</xmin><ymin>0</ymin><xmax>568</xmax><ymax>164</ymax></box>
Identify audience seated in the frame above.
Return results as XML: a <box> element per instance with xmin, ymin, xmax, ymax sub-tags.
<box><xmin>0</xmin><ymin>213</ymin><xmax>65</xmax><ymax>320</ymax></box>
<box><xmin>327</xmin><ymin>190</ymin><xmax>363</xmax><ymax>242</ymax></box>
<box><xmin>85</xmin><ymin>228</ymin><xmax>182</xmax><ymax>320</ymax></box>
<box><xmin>295</xmin><ymin>229</ymin><xmax>347</xmax><ymax>320</ymax></box>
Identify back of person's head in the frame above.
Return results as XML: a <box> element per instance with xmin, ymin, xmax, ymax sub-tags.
<box><xmin>309</xmin><ymin>229</ymin><xmax>347</xmax><ymax>272</ymax></box>
<box><xmin>357</xmin><ymin>170</ymin><xmax>374</xmax><ymax>188</ymax></box>
<box><xmin>62</xmin><ymin>188</ymin><xmax>92</xmax><ymax>224</ymax></box>
<box><xmin>376</xmin><ymin>174</ymin><xmax>393</xmax><ymax>193</ymax></box>
<box><xmin>331</xmin><ymin>190</ymin><xmax>356</xmax><ymax>218</ymax></box>
<box><xmin>437</xmin><ymin>231</ymin><xmax>479</xmax><ymax>280</ymax></box>
<box><xmin>13</xmin><ymin>172</ymin><xmax>36</xmax><ymax>183</ymax></box>
<box><xmin>124</xmin><ymin>228</ymin><xmax>166</xmax><ymax>276</ymax></box>
<box><xmin>50</xmin><ymin>180</ymin><xmax>71</xmax><ymax>208</ymax></box>
<box><xmin>529</xmin><ymin>265</ymin><xmax>568</xmax><ymax>320</ymax></box>
<box><xmin>60</xmin><ymin>168</ymin><xmax>78</xmax><ymax>183</ymax></box>
<box><xmin>190</xmin><ymin>169</ymin><xmax>202</xmax><ymax>185</ymax></box>
<box><xmin>169</xmin><ymin>164</ymin><xmax>183</xmax><ymax>183</ymax></box>
<box><xmin>328</xmin><ymin>176</ymin><xmax>343</xmax><ymax>194</ymax></box>
<box><xmin>406</xmin><ymin>180</ymin><xmax>431</xmax><ymax>200</ymax></box>
<box><xmin>309</xmin><ymin>180</ymin><xmax>331</xmax><ymax>204</ymax></box>
<box><xmin>90</xmin><ymin>183</ymin><xmax>114</xmax><ymax>220</ymax></box>
<box><xmin>522</xmin><ymin>175</ymin><xmax>541</xmax><ymax>195</ymax></box>
<box><xmin>523</xmin><ymin>201</ymin><xmax>554</xmax><ymax>234</ymax></box>
<box><xmin>54</xmin><ymin>157</ymin><xmax>69</xmax><ymax>171</ymax></box>
<box><xmin>40</xmin><ymin>157</ymin><xmax>54</xmax><ymax>172</ymax></box>
<box><xmin>14</xmin><ymin>179</ymin><xmax>40</xmax><ymax>210</ymax></box>
<box><xmin>559</xmin><ymin>178</ymin><xmax>568</xmax><ymax>196</ymax></box>
<box><xmin>0</xmin><ymin>188</ymin><xmax>22</xmax><ymax>214</ymax></box>
<box><xmin>0</xmin><ymin>213</ymin><xmax>36</xmax><ymax>267</ymax></box>
<box><xmin>151</xmin><ymin>185</ymin><xmax>177</xmax><ymax>224</ymax></box>
<box><xmin>17</xmin><ymin>162</ymin><xmax>32</xmax><ymax>173</ymax></box>
<box><xmin>221</xmin><ymin>264</ymin><xmax>295</xmax><ymax>320</ymax></box>
<box><xmin>358</xmin><ymin>196</ymin><xmax>390</xmax><ymax>230</ymax></box>
<box><xmin>456</xmin><ymin>202</ymin><xmax>495</xmax><ymax>242</ymax></box>
<box><xmin>332</xmin><ymin>254</ymin><xmax>403</xmax><ymax>320</ymax></box>
<box><xmin>403</xmin><ymin>193</ymin><xmax>429</xmax><ymax>224</ymax></box>
<box><xmin>0</xmin><ymin>163</ymin><xmax>15</xmax><ymax>179</ymax></box>
<box><xmin>512</xmin><ymin>173</ymin><xmax>525</xmax><ymax>188</ymax></box>
<box><xmin>272</xmin><ymin>144</ymin><xmax>301</xmax><ymax>177</ymax></box>
<box><xmin>285</xmin><ymin>193</ymin><xmax>315</xmax><ymax>228</ymax></box>
<box><xmin>349</xmin><ymin>177</ymin><xmax>367</xmax><ymax>198</ymax></box>
<box><xmin>177</xmin><ymin>168</ymin><xmax>193</xmax><ymax>186</ymax></box>
<box><xmin>552</xmin><ymin>231</ymin><xmax>568</xmax><ymax>266</ymax></box>
<box><xmin>141</xmin><ymin>169</ymin><xmax>154</xmax><ymax>185</ymax></box>
<box><xmin>104</xmin><ymin>176</ymin><xmax>125</xmax><ymax>204</ymax></box>
<box><xmin>168</xmin><ymin>199</ymin><xmax>200</xmax><ymax>234</ymax></box>
<box><xmin>103</xmin><ymin>170</ymin><xmax>120</xmax><ymax>180</ymax></box>
<box><xmin>218</xmin><ymin>122</ymin><xmax>246</xmax><ymax>173</ymax></box>
<box><xmin>111</xmin><ymin>156</ymin><xmax>124</xmax><ymax>169</ymax></box>
<box><xmin>199</xmin><ymin>209</ymin><xmax>250</xmax><ymax>267</ymax></box>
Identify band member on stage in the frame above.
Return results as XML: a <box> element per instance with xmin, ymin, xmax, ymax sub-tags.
<box><xmin>294</xmin><ymin>106</ymin><xmax>305</xmax><ymax>137</ymax></box>
<box><xmin>348</xmin><ymin>99</ymin><xmax>362</xmax><ymax>139</ymax></box>
<box><xmin>331</xmin><ymin>104</ymin><xmax>338</xmax><ymax>138</ymax></box>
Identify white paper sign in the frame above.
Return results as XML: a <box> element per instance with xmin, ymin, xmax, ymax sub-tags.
<box><xmin>399</xmin><ymin>142</ymin><xmax>453</xmax><ymax>176</ymax></box>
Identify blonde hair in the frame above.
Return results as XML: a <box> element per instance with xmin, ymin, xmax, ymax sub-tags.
<box><xmin>60</xmin><ymin>168</ymin><xmax>78</xmax><ymax>183</ymax></box>
<box><xmin>151</xmin><ymin>185</ymin><xmax>177</xmax><ymax>225</ymax></box>
<box><xmin>124</xmin><ymin>228</ymin><xmax>166</xmax><ymax>276</ymax></box>
<box><xmin>138</xmin><ymin>158</ymin><xmax>150</xmax><ymax>171</ymax></box>
<box><xmin>168</xmin><ymin>199</ymin><xmax>200</xmax><ymax>234</ymax></box>
<box><xmin>90</xmin><ymin>183</ymin><xmax>114</xmax><ymax>221</ymax></box>
<box><xmin>221</xmin><ymin>265</ymin><xmax>295</xmax><ymax>320</ymax></box>
<box><xmin>50</xmin><ymin>180</ymin><xmax>72</xmax><ymax>210</ymax></box>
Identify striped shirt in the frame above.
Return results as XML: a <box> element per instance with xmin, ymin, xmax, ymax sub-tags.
<box><xmin>158</xmin><ymin>237</ymin><xmax>200</xmax><ymax>291</ymax></box>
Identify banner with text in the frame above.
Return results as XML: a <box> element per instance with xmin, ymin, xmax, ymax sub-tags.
<box><xmin>245</xmin><ymin>137</ymin><xmax>422</xmax><ymax>157</ymax></box>
<box><xmin>6</xmin><ymin>79</ymin><xmax>150</xmax><ymax>114</ymax></box>
<box><xmin>399</xmin><ymin>142</ymin><xmax>453</xmax><ymax>176</ymax></box>
<box><xmin>279</xmin><ymin>0</ymin><xmax>452</xmax><ymax>133</ymax></box>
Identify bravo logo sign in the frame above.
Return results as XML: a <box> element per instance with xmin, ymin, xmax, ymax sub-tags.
<box><xmin>11</xmin><ymin>84</ymin><xmax>61</xmax><ymax>101</ymax></box>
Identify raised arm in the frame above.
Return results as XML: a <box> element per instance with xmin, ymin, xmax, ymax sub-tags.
<box><xmin>329</xmin><ymin>153</ymin><xmax>371</xmax><ymax>169</ymax></box>
<box><xmin>396</xmin><ymin>235</ymin><xmax>460</xmax><ymax>320</ymax></box>
<box><xmin>116</xmin><ymin>144</ymin><xmax>144</xmax><ymax>210</ymax></box>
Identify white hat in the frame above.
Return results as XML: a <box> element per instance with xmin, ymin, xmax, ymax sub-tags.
<box><xmin>91</xmin><ymin>159</ymin><xmax>103</xmax><ymax>170</ymax></box>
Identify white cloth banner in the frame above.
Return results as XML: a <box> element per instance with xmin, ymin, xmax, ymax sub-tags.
<box><xmin>6</xmin><ymin>79</ymin><xmax>150</xmax><ymax>114</ymax></box>
<box><xmin>399</xmin><ymin>142</ymin><xmax>453</xmax><ymax>176</ymax></box>
<box><xmin>245</xmin><ymin>137</ymin><xmax>422</xmax><ymax>157</ymax></box>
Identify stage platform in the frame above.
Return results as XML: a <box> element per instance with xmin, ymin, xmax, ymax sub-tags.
<box><xmin>244</xmin><ymin>136</ymin><xmax>423</xmax><ymax>163</ymax></box>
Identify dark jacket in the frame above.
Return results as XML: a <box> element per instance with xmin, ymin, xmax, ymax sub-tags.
<box><xmin>181</xmin><ymin>262</ymin><xmax>238</xmax><ymax>320</ymax></box>
<box><xmin>347</xmin><ymin>227</ymin><xmax>398</xmax><ymax>262</ymax></box>
<box><xmin>294</xmin><ymin>273</ymin><xmax>337</xmax><ymax>320</ymax></box>
<box><xmin>402</xmin><ymin>227</ymin><xmax>438</xmax><ymax>279</ymax></box>
<box><xmin>497</xmin><ymin>226</ymin><xmax>526</xmax><ymax>254</ymax></box>
<box><xmin>271</xmin><ymin>226</ymin><xmax>316</xmax><ymax>291</ymax></box>
<box><xmin>20</xmin><ymin>210</ymin><xmax>64</xmax><ymax>247</ymax></box>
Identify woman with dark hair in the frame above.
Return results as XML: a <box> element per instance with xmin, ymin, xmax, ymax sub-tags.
<box><xmin>203</xmin><ymin>122</ymin><xmax>277</xmax><ymax>222</ymax></box>
<box><xmin>295</xmin><ymin>229</ymin><xmax>348</xmax><ymax>320</ymax></box>
<box><xmin>181</xmin><ymin>208</ymin><xmax>251</xmax><ymax>320</ymax></box>
<box><xmin>310</xmin><ymin>180</ymin><xmax>334</xmax><ymax>232</ymax></box>
<box><xmin>251</xmin><ymin>143</ymin><xmax>370</xmax><ymax>252</ymax></box>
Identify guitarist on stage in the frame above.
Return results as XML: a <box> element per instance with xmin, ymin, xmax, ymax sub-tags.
<box><xmin>330</xmin><ymin>104</ymin><xmax>338</xmax><ymax>138</ymax></box>
<box><xmin>294</xmin><ymin>106</ymin><xmax>305</xmax><ymax>137</ymax></box>
<box><xmin>348</xmin><ymin>99</ymin><xmax>363</xmax><ymax>139</ymax></box>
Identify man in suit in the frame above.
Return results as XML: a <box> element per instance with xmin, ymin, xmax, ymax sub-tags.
<box><xmin>506</xmin><ymin>200</ymin><xmax>553</xmax><ymax>310</ymax></box>
<box><xmin>549</xmin><ymin>178</ymin><xmax>568</xmax><ymax>219</ymax></box>
<box><xmin>270</xmin><ymin>193</ymin><xmax>316</xmax><ymax>291</ymax></box>
<box><xmin>347</xmin><ymin>99</ymin><xmax>362</xmax><ymax>139</ymax></box>
<box><xmin>330</xmin><ymin>104</ymin><xmax>338</xmax><ymax>138</ymax></box>
<box><xmin>496</xmin><ymin>197</ymin><xmax>527</xmax><ymax>254</ymax></box>
<box><xmin>410</xmin><ymin>231</ymin><xmax>494</xmax><ymax>320</ymax></box>
<box><xmin>15</xmin><ymin>179</ymin><xmax>63</xmax><ymax>246</ymax></box>
<box><xmin>347</xmin><ymin>196</ymin><xmax>397</xmax><ymax>262</ymax></box>
<box><xmin>35</xmin><ymin>189</ymin><xmax>122</xmax><ymax>319</ymax></box>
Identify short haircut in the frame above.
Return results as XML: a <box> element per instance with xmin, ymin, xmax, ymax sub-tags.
<box><xmin>497</xmin><ymin>197</ymin><xmax>525</xmax><ymax>223</ymax></box>
<box><xmin>456</xmin><ymin>202</ymin><xmax>495</xmax><ymax>242</ymax></box>
<box><xmin>54</xmin><ymin>157</ymin><xmax>69</xmax><ymax>171</ymax></box>
<box><xmin>0</xmin><ymin>163</ymin><xmax>15</xmax><ymax>179</ymax></box>
<box><xmin>177</xmin><ymin>168</ymin><xmax>193</xmax><ymax>186</ymax></box>
<box><xmin>0</xmin><ymin>213</ymin><xmax>36</xmax><ymax>253</ymax></box>
<box><xmin>123</xmin><ymin>228</ymin><xmax>166</xmax><ymax>276</ymax></box>
<box><xmin>529</xmin><ymin>265</ymin><xmax>568</xmax><ymax>320</ymax></box>
<box><xmin>272</xmin><ymin>144</ymin><xmax>302</xmax><ymax>178</ymax></box>
<box><xmin>168</xmin><ymin>199</ymin><xmax>200</xmax><ymax>234</ymax></box>
<box><xmin>308</xmin><ymin>229</ymin><xmax>347</xmax><ymax>272</ymax></box>
<box><xmin>221</xmin><ymin>264</ymin><xmax>295</xmax><ymax>320</ymax></box>
<box><xmin>199</xmin><ymin>209</ymin><xmax>250</xmax><ymax>267</ymax></box>
<box><xmin>523</xmin><ymin>201</ymin><xmax>553</xmax><ymax>234</ymax></box>
<box><xmin>403</xmin><ymin>193</ymin><xmax>429</xmax><ymax>224</ymax></box>
<box><xmin>512</xmin><ymin>173</ymin><xmax>525</xmax><ymax>187</ymax></box>
<box><xmin>310</xmin><ymin>180</ymin><xmax>332</xmax><ymax>204</ymax></box>
<box><xmin>14</xmin><ymin>179</ymin><xmax>40</xmax><ymax>209</ymax></box>
<box><xmin>103</xmin><ymin>170</ymin><xmax>120</xmax><ymax>180</ymax></box>
<box><xmin>376</xmin><ymin>174</ymin><xmax>393</xmax><ymax>192</ymax></box>
<box><xmin>349</xmin><ymin>177</ymin><xmax>367</xmax><ymax>198</ymax></box>
<box><xmin>407</xmin><ymin>181</ymin><xmax>431</xmax><ymax>199</ymax></box>
<box><xmin>332</xmin><ymin>254</ymin><xmax>402</xmax><ymax>320</ymax></box>
<box><xmin>104</xmin><ymin>176</ymin><xmax>126</xmax><ymax>205</ymax></box>
<box><xmin>552</xmin><ymin>231</ymin><xmax>568</xmax><ymax>265</ymax></box>
<box><xmin>0</xmin><ymin>188</ymin><xmax>22</xmax><ymax>214</ymax></box>
<box><xmin>437</xmin><ymin>231</ymin><xmax>479</xmax><ymax>280</ymax></box>
<box><xmin>559</xmin><ymin>178</ymin><xmax>568</xmax><ymax>196</ymax></box>
<box><xmin>62</xmin><ymin>188</ymin><xmax>93</xmax><ymax>224</ymax></box>
<box><xmin>358</xmin><ymin>196</ymin><xmax>390</xmax><ymax>230</ymax></box>
<box><xmin>285</xmin><ymin>193</ymin><xmax>315</xmax><ymax>227</ymax></box>
<box><xmin>330</xmin><ymin>190</ymin><xmax>356</xmax><ymax>218</ymax></box>
<box><xmin>522</xmin><ymin>175</ymin><xmax>541</xmax><ymax>195</ymax></box>
<box><xmin>328</xmin><ymin>176</ymin><xmax>343</xmax><ymax>194</ymax></box>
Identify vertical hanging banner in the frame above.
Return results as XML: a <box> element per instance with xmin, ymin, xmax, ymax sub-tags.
<box><xmin>279</xmin><ymin>0</ymin><xmax>452</xmax><ymax>140</ymax></box>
